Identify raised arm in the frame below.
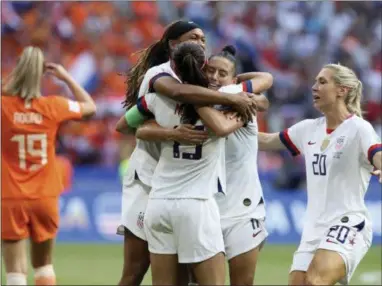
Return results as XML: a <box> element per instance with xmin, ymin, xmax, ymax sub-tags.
<box><xmin>45</xmin><ymin>63</ymin><xmax>97</xmax><ymax>118</ymax></box>
<box><xmin>196</xmin><ymin>106</ymin><xmax>244</xmax><ymax>137</ymax></box>
<box><xmin>237</xmin><ymin>72</ymin><xmax>273</xmax><ymax>112</ymax></box>
<box><xmin>237</xmin><ymin>72</ymin><xmax>273</xmax><ymax>94</ymax></box>
<box><xmin>153</xmin><ymin>77</ymin><xmax>256</xmax><ymax>122</ymax></box>
<box><xmin>257</xmin><ymin>132</ymin><xmax>286</xmax><ymax>151</ymax></box>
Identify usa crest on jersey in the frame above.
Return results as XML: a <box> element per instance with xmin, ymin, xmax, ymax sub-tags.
<box><xmin>335</xmin><ymin>136</ymin><xmax>346</xmax><ymax>151</ymax></box>
<box><xmin>137</xmin><ymin>212</ymin><xmax>145</xmax><ymax>229</ymax></box>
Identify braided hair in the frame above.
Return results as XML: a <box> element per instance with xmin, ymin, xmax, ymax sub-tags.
<box><xmin>122</xmin><ymin>20</ymin><xmax>201</xmax><ymax>109</ymax></box>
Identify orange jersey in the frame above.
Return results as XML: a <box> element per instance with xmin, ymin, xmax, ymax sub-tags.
<box><xmin>1</xmin><ymin>95</ymin><xmax>82</xmax><ymax>199</ymax></box>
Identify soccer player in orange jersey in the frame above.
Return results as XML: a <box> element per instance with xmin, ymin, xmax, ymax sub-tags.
<box><xmin>1</xmin><ymin>46</ymin><xmax>97</xmax><ymax>286</ymax></box>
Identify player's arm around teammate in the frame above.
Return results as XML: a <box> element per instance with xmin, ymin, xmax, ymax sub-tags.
<box><xmin>116</xmin><ymin>114</ymin><xmax>208</xmax><ymax>145</ymax></box>
<box><xmin>1</xmin><ymin>46</ymin><xmax>96</xmax><ymax>286</ymax></box>
<box><xmin>258</xmin><ymin>64</ymin><xmax>381</xmax><ymax>286</ymax></box>
<box><xmin>204</xmin><ymin>46</ymin><xmax>272</xmax><ymax>286</ymax></box>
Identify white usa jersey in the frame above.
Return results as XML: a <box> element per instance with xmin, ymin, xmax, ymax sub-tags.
<box><xmin>124</xmin><ymin>62</ymin><xmax>180</xmax><ymax>188</ymax></box>
<box><xmin>280</xmin><ymin>115</ymin><xmax>381</xmax><ymax>246</ymax></box>
<box><xmin>136</xmin><ymin>92</ymin><xmax>226</xmax><ymax>199</ymax></box>
<box><xmin>215</xmin><ymin>82</ymin><xmax>266</xmax><ymax>220</ymax></box>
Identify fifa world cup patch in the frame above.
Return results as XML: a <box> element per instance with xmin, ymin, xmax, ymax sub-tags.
<box><xmin>137</xmin><ymin>212</ymin><xmax>145</xmax><ymax>229</ymax></box>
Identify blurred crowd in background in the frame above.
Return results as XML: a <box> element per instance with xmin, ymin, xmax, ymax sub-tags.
<box><xmin>2</xmin><ymin>1</ymin><xmax>381</xmax><ymax>189</ymax></box>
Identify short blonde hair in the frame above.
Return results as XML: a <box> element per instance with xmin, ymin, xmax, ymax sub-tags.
<box><xmin>324</xmin><ymin>63</ymin><xmax>363</xmax><ymax>118</ymax></box>
<box><xmin>3</xmin><ymin>46</ymin><xmax>44</xmax><ymax>100</ymax></box>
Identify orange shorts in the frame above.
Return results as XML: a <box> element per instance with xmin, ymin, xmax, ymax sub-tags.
<box><xmin>1</xmin><ymin>197</ymin><xmax>59</xmax><ymax>242</ymax></box>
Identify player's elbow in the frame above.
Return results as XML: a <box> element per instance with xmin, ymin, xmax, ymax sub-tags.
<box><xmin>169</xmin><ymin>88</ymin><xmax>183</xmax><ymax>99</ymax></box>
<box><xmin>115</xmin><ymin>117</ymin><xmax>129</xmax><ymax>134</ymax></box>
<box><xmin>262</xmin><ymin>72</ymin><xmax>274</xmax><ymax>89</ymax></box>
<box><xmin>213</xmin><ymin>125</ymin><xmax>231</xmax><ymax>138</ymax></box>
<box><xmin>256</xmin><ymin>96</ymin><xmax>269</xmax><ymax>112</ymax></box>
<box><xmin>81</xmin><ymin>102</ymin><xmax>97</xmax><ymax>118</ymax></box>
<box><xmin>135</xmin><ymin>128</ymin><xmax>145</xmax><ymax>139</ymax></box>
<box><xmin>115</xmin><ymin>124</ymin><xmax>123</xmax><ymax>133</ymax></box>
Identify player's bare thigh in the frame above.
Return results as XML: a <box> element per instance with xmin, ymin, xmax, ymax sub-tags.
<box><xmin>228</xmin><ymin>241</ymin><xmax>264</xmax><ymax>285</ymax></box>
<box><xmin>118</xmin><ymin>227</ymin><xmax>150</xmax><ymax>286</ymax></box>
<box><xmin>189</xmin><ymin>252</ymin><xmax>226</xmax><ymax>286</ymax></box>
<box><xmin>306</xmin><ymin>249</ymin><xmax>346</xmax><ymax>285</ymax></box>
<box><xmin>150</xmin><ymin>253</ymin><xmax>179</xmax><ymax>286</ymax></box>
<box><xmin>146</xmin><ymin>252</ymin><xmax>192</xmax><ymax>286</ymax></box>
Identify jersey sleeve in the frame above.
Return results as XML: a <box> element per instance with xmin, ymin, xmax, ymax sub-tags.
<box><xmin>218</xmin><ymin>81</ymin><xmax>254</xmax><ymax>94</ymax></box>
<box><xmin>216</xmin><ymin>83</ymin><xmax>244</xmax><ymax>111</ymax></box>
<box><xmin>241</xmin><ymin>80</ymin><xmax>254</xmax><ymax>93</ymax></box>
<box><xmin>219</xmin><ymin>83</ymin><xmax>243</xmax><ymax>94</ymax></box>
<box><xmin>279</xmin><ymin>120</ymin><xmax>312</xmax><ymax>156</ymax></box>
<box><xmin>358</xmin><ymin>120</ymin><xmax>381</xmax><ymax>165</ymax></box>
<box><xmin>50</xmin><ymin>96</ymin><xmax>82</xmax><ymax>123</ymax></box>
<box><xmin>138</xmin><ymin>67</ymin><xmax>178</xmax><ymax>98</ymax></box>
<box><xmin>136</xmin><ymin>93</ymin><xmax>156</xmax><ymax>118</ymax></box>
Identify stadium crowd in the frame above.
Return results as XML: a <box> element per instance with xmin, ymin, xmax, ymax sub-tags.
<box><xmin>2</xmin><ymin>1</ymin><xmax>381</xmax><ymax>189</ymax></box>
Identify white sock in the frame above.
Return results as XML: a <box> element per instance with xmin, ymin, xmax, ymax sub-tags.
<box><xmin>34</xmin><ymin>264</ymin><xmax>55</xmax><ymax>278</ymax></box>
<box><xmin>6</xmin><ymin>272</ymin><xmax>27</xmax><ymax>285</ymax></box>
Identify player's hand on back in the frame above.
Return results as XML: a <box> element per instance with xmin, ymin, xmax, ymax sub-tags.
<box><xmin>371</xmin><ymin>170</ymin><xmax>382</xmax><ymax>183</ymax></box>
<box><xmin>230</xmin><ymin>92</ymin><xmax>257</xmax><ymax>123</ymax></box>
<box><xmin>173</xmin><ymin>124</ymin><xmax>209</xmax><ymax>145</ymax></box>
<box><xmin>44</xmin><ymin>62</ymin><xmax>71</xmax><ymax>82</ymax></box>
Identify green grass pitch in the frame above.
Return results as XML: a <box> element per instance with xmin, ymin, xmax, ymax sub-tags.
<box><xmin>2</xmin><ymin>244</ymin><xmax>381</xmax><ymax>285</ymax></box>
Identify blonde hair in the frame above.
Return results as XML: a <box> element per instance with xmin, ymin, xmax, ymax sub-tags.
<box><xmin>3</xmin><ymin>46</ymin><xmax>44</xmax><ymax>100</ymax></box>
<box><xmin>324</xmin><ymin>63</ymin><xmax>363</xmax><ymax>118</ymax></box>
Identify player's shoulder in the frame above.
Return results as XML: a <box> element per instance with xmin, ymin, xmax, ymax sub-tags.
<box><xmin>349</xmin><ymin>115</ymin><xmax>374</xmax><ymax>133</ymax></box>
<box><xmin>218</xmin><ymin>83</ymin><xmax>242</xmax><ymax>94</ymax></box>
<box><xmin>146</xmin><ymin>61</ymin><xmax>173</xmax><ymax>76</ymax></box>
<box><xmin>294</xmin><ymin>117</ymin><xmax>324</xmax><ymax>129</ymax></box>
<box><xmin>34</xmin><ymin>95</ymin><xmax>65</xmax><ymax>108</ymax></box>
<box><xmin>350</xmin><ymin>115</ymin><xmax>372</xmax><ymax>128</ymax></box>
<box><xmin>1</xmin><ymin>95</ymin><xmax>15</xmax><ymax>105</ymax></box>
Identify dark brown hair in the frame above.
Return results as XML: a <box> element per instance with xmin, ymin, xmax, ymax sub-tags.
<box><xmin>209</xmin><ymin>45</ymin><xmax>237</xmax><ymax>75</ymax></box>
<box><xmin>172</xmin><ymin>42</ymin><xmax>208</xmax><ymax>124</ymax></box>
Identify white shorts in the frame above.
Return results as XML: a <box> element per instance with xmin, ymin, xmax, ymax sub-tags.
<box><xmin>221</xmin><ymin>217</ymin><xmax>268</xmax><ymax>260</ymax></box>
<box><xmin>291</xmin><ymin>216</ymin><xmax>372</xmax><ymax>285</ymax></box>
<box><xmin>144</xmin><ymin>198</ymin><xmax>225</xmax><ymax>264</ymax></box>
<box><xmin>120</xmin><ymin>179</ymin><xmax>150</xmax><ymax>241</ymax></box>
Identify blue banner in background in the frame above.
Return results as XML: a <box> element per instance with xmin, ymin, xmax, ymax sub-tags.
<box><xmin>57</xmin><ymin>167</ymin><xmax>382</xmax><ymax>244</ymax></box>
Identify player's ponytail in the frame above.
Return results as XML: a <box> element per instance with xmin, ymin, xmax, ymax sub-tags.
<box><xmin>345</xmin><ymin>80</ymin><xmax>363</xmax><ymax>118</ymax></box>
<box><xmin>3</xmin><ymin>46</ymin><xmax>44</xmax><ymax>100</ymax></box>
<box><xmin>324</xmin><ymin>63</ymin><xmax>363</xmax><ymax>118</ymax></box>
<box><xmin>122</xmin><ymin>20</ymin><xmax>201</xmax><ymax>110</ymax></box>
<box><xmin>172</xmin><ymin>41</ymin><xmax>208</xmax><ymax>124</ymax></box>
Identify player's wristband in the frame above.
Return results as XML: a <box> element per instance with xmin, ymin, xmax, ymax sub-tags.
<box><xmin>124</xmin><ymin>106</ymin><xmax>147</xmax><ymax>128</ymax></box>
